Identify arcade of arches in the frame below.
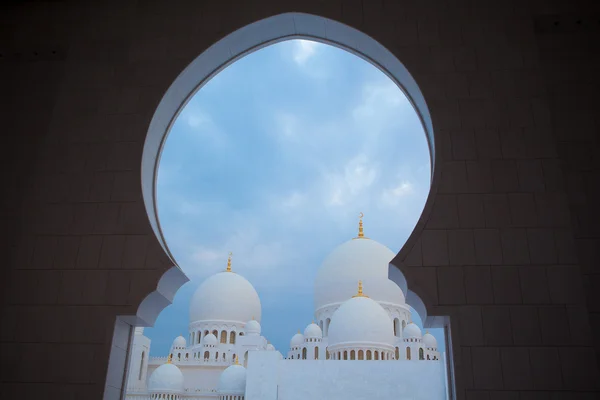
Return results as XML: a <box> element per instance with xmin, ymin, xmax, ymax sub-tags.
<box><xmin>2</xmin><ymin>1</ymin><xmax>600</xmax><ymax>400</ymax></box>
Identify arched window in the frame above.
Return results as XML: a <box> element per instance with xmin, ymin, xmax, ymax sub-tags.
<box><xmin>326</xmin><ymin>350</ymin><xmax>330</xmax><ymax>360</ymax></box>
<box><xmin>343</xmin><ymin>351</ymin><xmax>348</xmax><ymax>360</ymax></box>
<box><xmin>197</xmin><ymin>331</ymin><xmax>201</xmax><ymax>344</ymax></box>
<box><xmin>394</xmin><ymin>318</ymin><xmax>400</xmax><ymax>336</ymax></box>
<box><xmin>402</xmin><ymin>320</ymin><xmax>407</xmax><ymax>330</ymax></box>
<box><xmin>358</xmin><ymin>350</ymin><xmax>364</xmax><ymax>360</ymax></box>
<box><xmin>220</xmin><ymin>330</ymin><xmax>227</xmax><ymax>343</ymax></box>
<box><xmin>374</xmin><ymin>351</ymin><xmax>379</xmax><ymax>360</ymax></box>
<box><xmin>177</xmin><ymin>353</ymin><xmax>181</xmax><ymax>360</ymax></box>
<box><xmin>427</xmin><ymin>355</ymin><xmax>430</xmax><ymax>360</ymax></box>
<box><xmin>325</xmin><ymin>318</ymin><xmax>331</xmax><ymax>336</ymax></box>
<box><xmin>215</xmin><ymin>351</ymin><xmax>219</xmax><ymax>360</ymax></box>
<box><xmin>419</xmin><ymin>348</ymin><xmax>424</xmax><ymax>360</ymax></box>
<box><xmin>212</xmin><ymin>329</ymin><xmax>218</xmax><ymax>337</ymax></box>
<box><xmin>349</xmin><ymin>350</ymin><xmax>355</xmax><ymax>360</ymax></box>
<box><xmin>230</xmin><ymin>331</ymin><xmax>236</xmax><ymax>344</ymax></box>
<box><xmin>185</xmin><ymin>352</ymin><xmax>189</xmax><ymax>359</ymax></box>
<box><xmin>290</xmin><ymin>355</ymin><xmax>293</xmax><ymax>359</ymax></box>
<box><xmin>302</xmin><ymin>347</ymin><xmax>307</xmax><ymax>359</ymax></box>
<box><xmin>139</xmin><ymin>351</ymin><xmax>145</xmax><ymax>380</ymax></box>
<box><xmin>315</xmin><ymin>347</ymin><xmax>319</xmax><ymax>359</ymax></box>
<box><xmin>223</xmin><ymin>353</ymin><xmax>226</xmax><ymax>360</ymax></box>
<box><xmin>406</xmin><ymin>347</ymin><xmax>411</xmax><ymax>360</ymax></box>
<box><xmin>204</xmin><ymin>330</ymin><xmax>209</xmax><ymax>337</ymax></box>
<box><xmin>204</xmin><ymin>351</ymin><xmax>209</xmax><ymax>359</ymax></box>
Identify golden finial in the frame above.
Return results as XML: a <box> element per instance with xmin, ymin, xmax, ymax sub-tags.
<box><xmin>167</xmin><ymin>354</ymin><xmax>172</xmax><ymax>364</ymax></box>
<box><xmin>352</xmin><ymin>280</ymin><xmax>369</xmax><ymax>298</ymax></box>
<box><xmin>226</xmin><ymin>252</ymin><xmax>233</xmax><ymax>272</ymax></box>
<box><xmin>234</xmin><ymin>355</ymin><xmax>240</xmax><ymax>365</ymax></box>
<box><xmin>354</xmin><ymin>212</ymin><xmax>366</xmax><ymax>239</ymax></box>
<box><xmin>298</xmin><ymin>329</ymin><xmax>300</xmax><ymax>334</ymax></box>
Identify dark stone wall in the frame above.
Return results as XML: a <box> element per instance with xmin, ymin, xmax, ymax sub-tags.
<box><xmin>1</xmin><ymin>0</ymin><xmax>598</xmax><ymax>398</ymax></box>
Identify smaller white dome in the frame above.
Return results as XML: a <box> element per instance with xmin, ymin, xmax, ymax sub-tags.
<box><xmin>423</xmin><ymin>331</ymin><xmax>437</xmax><ymax>348</ymax></box>
<box><xmin>218</xmin><ymin>364</ymin><xmax>247</xmax><ymax>394</ymax></box>
<box><xmin>172</xmin><ymin>335</ymin><xmax>186</xmax><ymax>349</ymax></box>
<box><xmin>148</xmin><ymin>363</ymin><xmax>184</xmax><ymax>393</ymax></box>
<box><xmin>290</xmin><ymin>332</ymin><xmax>304</xmax><ymax>348</ymax></box>
<box><xmin>203</xmin><ymin>333</ymin><xmax>218</xmax><ymax>346</ymax></box>
<box><xmin>304</xmin><ymin>323</ymin><xmax>322</xmax><ymax>339</ymax></box>
<box><xmin>266</xmin><ymin>343</ymin><xmax>275</xmax><ymax>351</ymax></box>
<box><xmin>328</xmin><ymin>295</ymin><xmax>394</xmax><ymax>348</ymax></box>
<box><xmin>245</xmin><ymin>319</ymin><xmax>261</xmax><ymax>336</ymax></box>
<box><xmin>403</xmin><ymin>322</ymin><xmax>422</xmax><ymax>339</ymax></box>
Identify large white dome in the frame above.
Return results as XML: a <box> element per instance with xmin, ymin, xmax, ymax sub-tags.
<box><xmin>218</xmin><ymin>364</ymin><xmax>247</xmax><ymax>394</ymax></box>
<box><xmin>328</xmin><ymin>295</ymin><xmax>395</xmax><ymax>349</ymax></box>
<box><xmin>314</xmin><ymin>238</ymin><xmax>402</xmax><ymax>310</ymax></box>
<box><xmin>316</xmin><ymin>276</ymin><xmax>405</xmax><ymax>311</ymax></box>
<box><xmin>148</xmin><ymin>363</ymin><xmax>184</xmax><ymax>393</ymax></box>
<box><xmin>190</xmin><ymin>271</ymin><xmax>261</xmax><ymax>324</ymax></box>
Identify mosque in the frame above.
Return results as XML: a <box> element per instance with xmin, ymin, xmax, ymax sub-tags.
<box><xmin>125</xmin><ymin>216</ymin><xmax>447</xmax><ymax>400</ymax></box>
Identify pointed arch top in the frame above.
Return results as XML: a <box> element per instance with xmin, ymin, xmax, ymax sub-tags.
<box><xmin>141</xmin><ymin>12</ymin><xmax>435</xmax><ymax>263</ymax></box>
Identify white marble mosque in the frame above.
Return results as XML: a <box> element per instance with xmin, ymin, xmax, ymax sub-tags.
<box><xmin>125</xmin><ymin>216</ymin><xmax>447</xmax><ymax>400</ymax></box>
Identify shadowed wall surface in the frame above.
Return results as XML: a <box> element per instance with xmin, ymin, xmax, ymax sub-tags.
<box><xmin>1</xmin><ymin>0</ymin><xmax>599</xmax><ymax>399</ymax></box>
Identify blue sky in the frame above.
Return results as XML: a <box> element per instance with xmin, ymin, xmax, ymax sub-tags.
<box><xmin>147</xmin><ymin>39</ymin><xmax>438</xmax><ymax>355</ymax></box>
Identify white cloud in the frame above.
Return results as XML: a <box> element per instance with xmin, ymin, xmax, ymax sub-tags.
<box><xmin>191</xmin><ymin>247</ymin><xmax>221</xmax><ymax>264</ymax></box>
<box><xmin>321</xmin><ymin>154</ymin><xmax>378</xmax><ymax>207</ymax></box>
<box><xmin>293</xmin><ymin>40</ymin><xmax>318</xmax><ymax>65</ymax></box>
<box><xmin>178</xmin><ymin>107</ymin><xmax>228</xmax><ymax>148</ymax></box>
<box><xmin>281</xmin><ymin>191</ymin><xmax>306</xmax><ymax>210</ymax></box>
<box><xmin>344</xmin><ymin>154</ymin><xmax>378</xmax><ymax>195</ymax></box>
<box><xmin>274</xmin><ymin>112</ymin><xmax>299</xmax><ymax>140</ymax></box>
<box><xmin>380</xmin><ymin>181</ymin><xmax>414</xmax><ymax>206</ymax></box>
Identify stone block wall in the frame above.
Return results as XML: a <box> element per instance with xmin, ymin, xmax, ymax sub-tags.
<box><xmin>1</xmin><ymin>0</ymin><xmax>599</xmax><ymax>399</ymax></box>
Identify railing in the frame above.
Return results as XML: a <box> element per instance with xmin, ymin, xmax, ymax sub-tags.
<box><xmin>125</xmin><ymin>389</ymin><xmax>220</xmax><ymax>400</ymax></box>
<box><xmin>149</xmin><ymin>357</ymin><xmax>235</xmax><ymax>366</ymax></box>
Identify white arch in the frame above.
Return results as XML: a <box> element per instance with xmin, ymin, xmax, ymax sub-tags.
<box><xmin>119</xmin><ymin>10</ymin><xmax>451</xmax><ymax>399</ymax></box>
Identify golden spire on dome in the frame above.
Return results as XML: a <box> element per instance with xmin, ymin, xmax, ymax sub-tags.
<box><xmin>234</xmin><ymin>355</ymin><xmax>240</xmax><ymax>365</ymax></box>
<box><xmin>352</xmin><ymin>280</ymin><xmax>369</xmax><ymax>298</ymax></box>
<box><xmin>298</xmin><ymin>329</ymin><xmax>301</xmax><ymax>334</ymax></box>
<box><xmin>167</xmin><ymin>354</ymin><xmax>172</xmax><ymax>364</ymax></box>
<box><xmin>354</xmin><ymin>212</ymin><xmax>367</xmax><ymax>239</ymax></box>
<box><xmin>226</xmin><ymin>252</ymin><xmax>233</xmax><ymax>272</ymax></box>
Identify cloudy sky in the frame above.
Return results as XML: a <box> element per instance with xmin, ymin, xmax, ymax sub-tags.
<box><xmin>146</xmin><ymin>39</ymin><xmax>438</xmax><ymax>355</ymax></box>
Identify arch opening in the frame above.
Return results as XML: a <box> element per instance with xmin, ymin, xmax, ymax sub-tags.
<box><xmin>111</xmin><ymin>10</ymin><xmax>457</xmax><ymax>400</ymax></box>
